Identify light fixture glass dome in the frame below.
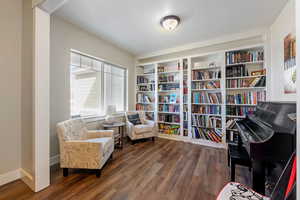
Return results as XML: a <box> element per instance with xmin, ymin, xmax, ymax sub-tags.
<box><xmin>160</xmin><ymin>15</ymin><xmax>180</xmax><ymax>31</ymax></box>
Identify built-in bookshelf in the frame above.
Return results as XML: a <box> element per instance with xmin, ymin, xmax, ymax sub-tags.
<box><xmin>225</xmin><ymin>46</ymin><xmax>266</xmax><ymax>145</ymax></box>
<box><xmin>157</xmin><ymin>60</ymin><xmax>181</xmax><ymax>135</ymax></box>
<box><xmin>135</xmin><ymin>44</ymin><xmax>267</xmax><ymax>148</ymax></box>
<box><xmin>190</xmin><ymin>52</ymin><xmax>225</xmax><ymax>145</ymax></box>
<box><xmin>136</xmin><ymin>64</ymin><xmax>156</xmax><ymax>120</ymax></box>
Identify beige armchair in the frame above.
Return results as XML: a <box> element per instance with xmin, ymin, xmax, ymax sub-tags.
<box><xmin>56</xmin><ymin>119</ymin><xmax>114</xmax><ymax>177</ymax></box>
<box><xmin>125</xmin><ymin>111</ymin><xmax>158</xmax><ymax>144</ymax></box>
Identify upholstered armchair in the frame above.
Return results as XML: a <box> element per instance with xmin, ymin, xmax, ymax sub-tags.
<box><xmin>56</xmin><ymin>119</ymin><xmax>114</xmax><ymax>177</ymax></box>
<box><xmin>125</xmin><ymin>111</ymin><xmax>158</xmax><ymax>144</ymax></box>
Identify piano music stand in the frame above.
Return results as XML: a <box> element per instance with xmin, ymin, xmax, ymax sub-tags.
<box><xmin>228</xmin><ymin>144</ymin><xmax>252</xmax><ymax>181</ymax></box>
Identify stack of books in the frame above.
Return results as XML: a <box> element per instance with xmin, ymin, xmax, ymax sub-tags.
<box><xmin>226</xmin><ymin>106</ymin><xmax>256</xmax><ymax>116</ymax></box>
<box><xmin>137</xmin><ymin>85</ymin><xmax>155</xmax><ymax>91</ymax></box>
<box><xmin>158</xmin><ymin>94</ymin><xmax>179</xmax><ymax>104</ymax></box>
<box><xmin>226</xmin><ymin>76</ymin><xmax>266</xmax><ymax>88</ymax></box>
<box><xmin>192</xmin><ymin>115</ymin><xmax>222</xmax><ymax>128</ymax></box>
<box><xmin>158</xmin><ymin>114</ymin><xmax>180</xmax><ymax>123</ymax></box>
<box><xmin>192</xmin><ymin>127</ymin><xmax>223</xmax><ymax>143</ymax></box>
<box><xmin>158</xmin><ymin>124</ymin><xmax>181</xmax><ymax>135</ymax></box>
<box><xmin>192</xmin><ymin>70</ymin><xmax>221</xmax><ymax>80</ymax></box>
<box><xmin>192</xmin><ymin>92</ymin><xmax>222</xmax><ymax>104</ymax></box>
<box><xmin>136</xmin><ymin>104</ymin><xmax>153</xmax><ymax>111</ymax></box>
<box><xmin>158</xmin><ymin>104</ymin><xmax>180</xmax><ymax>113</ymax></box>
<box><xmin>226</xmin><ymin>65</ymin><xmax>248</xmax><ymax>77</ymax></box>
<box><xmin>192</xmin><ymin>105</ymin><xmax>221</xmax><ymax>115</ymax></box>
<box><xmin>226</xmin><ymin>91</ymin><xmax>266</xmax><ymax>105</ymax></box>
<box><xmin>136</xmin><ymin>93</ymin><xmax>153</xmax><ymax>103</ymax></box>
<box><xmin>158</xmin><ymin>83</ymin><xmax>179</xmax><ymax>91</ymax></box>
<box><xmin>192</xmin><ymin>81</ymin><xmax>220</xmax><ymax>90</ymax></box>
<box><xmin>226</xmin><ymin>50</ymin><xmax>264</xmax><ymax>65</ymax></box>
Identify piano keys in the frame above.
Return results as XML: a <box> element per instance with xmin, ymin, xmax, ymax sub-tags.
<box><xmin>235</xmin><ymin>101</ymin><xmax>296</xmax><ymax>195</ymax></box>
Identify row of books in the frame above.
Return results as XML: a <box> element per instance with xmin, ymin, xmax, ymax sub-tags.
<box><xmin>136</xmin><ymin>76</ymin><xmax>154</xmax><ymax>84</ymax></box>
<box><xmin>158</xmin><ymin>114</ymin><xmax>180</xmax><ymax>123</ymax></box>
<box><xmin>226</xmin><ymin>76</ymin><xmax>266</xmax><ymax>88</ymax></box>
<box><xmin>158</xmin><ymin>74</ymin><xmax>179</xmax><ymax>83</ymax></box>
<box><xmin>137</xmin><ymin>85</ymin><xmax>154</xmax><ymax>91</ymax></box>
<box><xmin>158</xmin><ymin>94</ymin><xmax>179</xmax><ymax>104</ymax></box>
<box><xmin>158</xmin><ymin>104</ymin><xmax>180</xmax><ymax>113</ymax></box>
<box><xmin>226</xmin><ymin>50</ymin><xmax>264</xmax><ymax>65</ymax></box>
<box><xmin>192</xmin><ymin>81</ymin><xmax>220</xmax><ymax>90</ymax></box>
<box><xmin>226</xmin><ymin>91</ymin><xmax>266</xmax><ymax>105</ymax></box>
<box><xmin>183</xmin><ymin>95</ymin><xmax>188</xmax><ymax>104</ymax></box>
<box><xmin>158</xmin><ymin>64</ymin><xmax>180</xmax><ymax>72</ymax></box>
<box><xmin>136</xmin><ymin>93</ymin><xmax>153</xmax><ymax>103</ymax></box>
<box><xmin>226</xmin><ymin>119</ymin><xmax>238</xmax><ymax>129</ymax></box>
<box><xmin>159</xmin><ymin>124</ymin><xmax>180</xmax><ymax>135</ymax></box>
<box><xmin>158</xmin><ymin>83</ymin><xmax>179</xmax><ymax>91</ymax></box>
<box><xmin>226</xmin><ymin>106</ymin><xmax>256</xmax><ymax>116</ymax></box>
<box><xmin>226</xmin><ymin>65</ymin><xmax>249</xmax><ymax>77</ymax></box>
<box><xmin>136</xmin><ymin>104</ymin><xmax>153</xmax><ymax>111</ymax></box>
<box><xmin>192</xmin><ymin>115</ymin><xmax>222</xmax><ymax>128</ymax></box>
<box><xmin>192</xmin><ymin>127</ymin><xmax>223</xmax><ymax>143</ymax></box>
<box><xmin>192</xmin><ymin>92</ymin><xmax>222</xmax><ymax>104</ymax></box>
<box><xmin>192</xmin><ymin>105</ymin><xmax>222</xmax><ymax>115</ymax></box>
<box><xmin>192</xmin><ymin>70</ymin><xmax>221</xmax><ymax>80</ymax></box>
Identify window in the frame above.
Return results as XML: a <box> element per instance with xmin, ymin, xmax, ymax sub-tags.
<box><xmin>70</xmin><ymin>51</ymin><xmax>127</xmax><ymax>117</ymax></box>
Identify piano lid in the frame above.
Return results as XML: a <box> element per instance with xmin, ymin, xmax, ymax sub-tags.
<box><xmin>251</xmin><ymin>101</ymin><xmax>296</xmax><ymax>134</ymax></box>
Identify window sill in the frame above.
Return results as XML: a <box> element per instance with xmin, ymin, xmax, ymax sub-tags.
<box><xmin>71</xmin><ymin>111</ymin><xmax>126</xmax><ymax>123</ymax></box>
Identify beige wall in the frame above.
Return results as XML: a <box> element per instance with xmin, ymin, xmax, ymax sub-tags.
<box><xmin>50</xmin><ymin>16</ymin><xmax>135</xmax><ymax>157</ymax></box>
<box><xmin>269</xmin><ymin>0</ymin><xmax>296</xmax><ymax>101</ymax></box>
<box><xmin>0</xmin><ymin>0</ymin><xmax>22</xmax><ymax>174</ymax></box>
<box><xmin>21</xmin><ymin>0</ymin><xmax>34</xmax><ymax>175</ymax></box>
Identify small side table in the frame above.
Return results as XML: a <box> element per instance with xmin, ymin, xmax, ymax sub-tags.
<box><xmin>102</xmin><ymin>122</ymin><xmax>125</xmax><ymax>149</ymax></box>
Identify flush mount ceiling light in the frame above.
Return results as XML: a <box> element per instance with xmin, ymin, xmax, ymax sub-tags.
<box><xmin>160</xmin><ymin>15</ymin><xmax>181</xmax><ymax>31</ymax></box>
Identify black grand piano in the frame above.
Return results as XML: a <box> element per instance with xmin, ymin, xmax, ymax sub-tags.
<box><xmin>235</xmin><ymin>101</ymin><xmax>296</xmax><ymax>195</ymax></box>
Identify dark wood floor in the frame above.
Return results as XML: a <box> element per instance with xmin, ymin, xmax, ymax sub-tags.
<box><xmin>0</xmin><ymin>138</ymin><xmax>250</xmax><ymax>200</ymax></box>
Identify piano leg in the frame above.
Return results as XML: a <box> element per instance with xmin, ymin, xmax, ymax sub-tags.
<box><xmin>252</xmin><ymin>161</ymin><xmax>265</xmax><ymax>195</ymax></box>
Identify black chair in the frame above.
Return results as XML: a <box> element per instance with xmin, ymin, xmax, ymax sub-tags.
<box><xmin>218</xmin><ymin>152</ymin><xmax>296</xmax><ymax>200</ymax></box>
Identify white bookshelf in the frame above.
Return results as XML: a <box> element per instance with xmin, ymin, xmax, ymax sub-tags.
<box><xmin>135</xmin><ymin>44</ymin><xmax>266</xmax><ymax>149</ymax></box>
<box><xmin>225</xmin><ymin>46</ymin><xmax>266</xmax><ymax>144</ymax></box>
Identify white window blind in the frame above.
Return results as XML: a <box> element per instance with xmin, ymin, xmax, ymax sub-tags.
<box><xmin>70</xmin><ymin>51</ymin><xmax>127</xmax><ymax>117</ymax></box>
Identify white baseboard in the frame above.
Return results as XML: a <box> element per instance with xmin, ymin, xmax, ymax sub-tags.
<box><xmin>50</xmin><ymin>154</ymin><xmax>60</xmax><ymax>166</ymax></box>
<box><xmin>20</xmin><ymin>168</ymin><xmax>34</xmax><ymax>190</ymax></box>
<box><xmin>0</xmin><ymin>169</ymin><xmax>21</xmax><ymax>187</ymax></box>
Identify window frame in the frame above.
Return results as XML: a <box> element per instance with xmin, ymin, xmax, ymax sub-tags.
<box><xmin>70</xmin><ymin>50</ymin><xmax>127</xmax><ymax>119</ymax></box>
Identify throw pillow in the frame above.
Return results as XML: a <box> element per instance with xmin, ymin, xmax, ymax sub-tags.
<box><xmin>127</xmin><ymin>114</ymin><xmax>142</xmax><ymax>125</ymax></box>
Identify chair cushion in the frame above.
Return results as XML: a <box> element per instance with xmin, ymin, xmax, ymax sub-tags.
<box><xmin>127</xmin><ymin>114</ymin><xmax>142</xmax><ymax>125</ymax></box>
<box><xmin>217</xmin><ymin>182</ymin><xmax>270</xmax><ymax>200</ymax></box>
<box><xmin>83</xmin><ymin>137</ymin><xmax>114</xmax><ymax>154</ymax></box>
<box><xmin>134</xmin><ymin>124</ymin><xmax>153</xmax><ymax>134</ymax></box>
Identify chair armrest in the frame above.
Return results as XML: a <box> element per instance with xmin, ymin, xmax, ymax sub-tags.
<box><xmin>61</xmin><ymin>140</ymin><xmax>103</xmax><ymax>169</ymax></box>
<box><xmin>84</xmin><ymin>130</ymin><xmax>114</xmax><ymax>139</ymax></box>
<box><xmin>143</xmin><ymin>120</ymin><xmax>155</xmax><ymax>126</ymax></box>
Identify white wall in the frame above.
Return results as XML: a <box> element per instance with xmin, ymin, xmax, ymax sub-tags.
<box><xmin>0</xmin><ymin>0</ymin><xmax>22</xmax><ymax>175</ymax></box>
<box><xmin>50</xmin><ymin>16</ymin><xmax>135</xmax><ymax>157</ymax></box>
<box><xmin>269</xmin><ymin>0</ymin><xmax>296</xmax><ymax>101</ymax></box>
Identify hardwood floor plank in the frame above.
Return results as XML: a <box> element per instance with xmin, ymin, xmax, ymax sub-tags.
<box><xmin>0</xmin><ymin>138</ymin><xmax>250</xmax><ymax>200</ymax></box>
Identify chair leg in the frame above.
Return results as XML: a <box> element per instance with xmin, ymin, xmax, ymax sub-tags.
<box><xmin>63</xmin><ymin>168</ymin><xmax>68</xmax><ymax>177</ymax></box>
<box><xmin>131</xmin><ymin>140</ymin><xmax>135</xmax><ymax>145</ymax></box>
<box><xmin>110</xmin><ymin>153</ymin><xmax>113</xmax><ymax>160</ymax></box>
<box><xmin>230</xmin><ymin>161</ymin><xmax>235</xmax><ymax>182</ymax></box>
<box><xmin>96</xmin><ymin>169</ymin><xmax>101</xmax><ymax>178</ymax></box>
<box><xmin>152</xmin><ymin>137</ymin><xmax>155</xmax><ymax>142</ymax></box>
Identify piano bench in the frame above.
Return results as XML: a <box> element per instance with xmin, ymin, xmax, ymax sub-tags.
<box><xmin>228</xmin><ymin>144</ymin><xmax>252</xmax><ymax>181</ymax></box>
